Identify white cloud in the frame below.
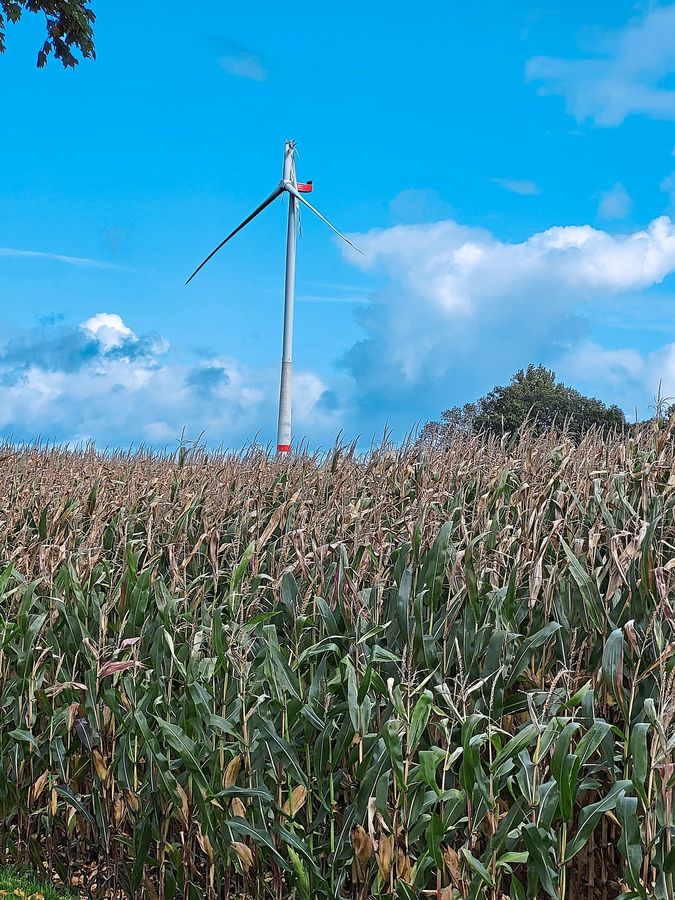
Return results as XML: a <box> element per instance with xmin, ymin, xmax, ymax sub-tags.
<box><xmin>7</xmin><ymin>210</ymin><xmax>675</xmax><ymax>448</ymax></box>
<box><xmin>352</xmin><ymin>216</ymin><xmax>675</xmax><ymax>311</ymax></box>
<box><xmin>557</xmin><ymin>342</ymin><xmax>645</xmax><ymax>388</ymax></box>
<box><xmin>493</xmin><ymin>178</ymin><xmax>542</xmax><ymax>196</ymax></box>
<box><xmin>294</xmin><ymin>372</ymin><xmax>330</xmax><ymax>419</ymax></box>
<box><xmin>0</xmin><ymin>247</ymin><xmax>121</xmax><ymax>268</ymax></box>
<box><xmin>0</xmin><ymin>313</ymin><xmax>334</xmax><ymax>448</ymax></box>
<box><xmin>557</xmin><ymin>341</ymin><xmax>675</xmax><ymax>415</ymax></box>
<box><xmin>340</xmin><ymin>215</ymin><xmax>675</xmax><ymax>418</ymax></box>
<box><xmin>597</xmin><ymin>182</ymin><xmax>632</xmax><ymax>220</ymax></box>
<box><xmin>218</xmin><ymin>50</ymin><xmax>267</xmax><ymax>81</ymax></box>
<box><xmin>81</xmin><ymin>313</ymin><xmax>136</xmax><ymax>350</ymax></box>
<box><xmin>527</xmin><ymin>5</ymin><xmax>675</xmax><ymax>125</ymax></box>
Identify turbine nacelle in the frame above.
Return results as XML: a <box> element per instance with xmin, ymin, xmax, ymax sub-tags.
<box><xmin>186</xmin><ymin>154</ymin><xmax>361</xmax><ymax>286</ymax></box>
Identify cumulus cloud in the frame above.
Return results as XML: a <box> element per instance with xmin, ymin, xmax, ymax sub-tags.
<box><xmin>597</xmin><ymin>182</ymin><xmax>632</xmax><ymax>220</ymax></box>
<box><xmin>0</xmin><ymin>314</ymin><xmax>336</xmax><ymax>448</ymax></box>
<box><xmin>527</xmin><ymin>5</ymin><xmax>675</xmax><ymax>125</ymax></box>
<box><xmin>81</xmin><ymin>313</ymin><xmax>136</xmax><ymax>350</ymax></box>
<box><xmin>557</xmin><ymin>342</ymin><xmax>645</xmax><ymax>391</ymax></box>
<box><xmin>7</xmin><ymin>216</ymin><xmax>675</xmax><ymax>448</ymax></box>
<box><xmin>492</xmin><ymin>178</ymin><xmax>542</xmax><ymax>196</ymax></box>
<box><xmin>0</xmin><ymin>313</ymin><xmax>164</xmax><ymax>380</ymax></box>
<box><xmin>556</xmin><ymin>341</ymin><xmax>675</xmax><ymax>416</ymax></box>
<box><xmin>339</xmin><ymin>215</ymin><xmax>675</xmax><ymax>426</ymax></box>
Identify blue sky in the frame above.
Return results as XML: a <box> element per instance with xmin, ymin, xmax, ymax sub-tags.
<box><xmin>3</xmin><ymin>0</ymin><xmax>675</xmax><ymax>448</ymax></box>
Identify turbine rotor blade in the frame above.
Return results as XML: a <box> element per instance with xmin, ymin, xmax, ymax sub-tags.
<box><xmin>186</xmin><ymin>184</ymin><xmax>284</xmax><ymax>284</ymax></box>
<box><xmin>284</xmin><ymin>183</ymin><xmax>363</xmax><ymax>255</ymax></box>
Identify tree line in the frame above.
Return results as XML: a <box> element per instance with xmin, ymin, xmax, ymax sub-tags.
<box><xmin>421</xmin><ymin>363</ymin><xmax>674</xmax><ymax>444</ymax></box>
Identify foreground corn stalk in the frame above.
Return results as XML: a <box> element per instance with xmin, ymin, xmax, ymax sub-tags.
<box><xmin>0</xmin><ymin>421</ymin><xmax>673</xmax><ymax>898</ymax></box>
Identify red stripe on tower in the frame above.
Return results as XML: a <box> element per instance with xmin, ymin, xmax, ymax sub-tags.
<box><xmin>277</xmin><ymin>444</ymin><xmax>291</xmax><ymax>453</ymax></box>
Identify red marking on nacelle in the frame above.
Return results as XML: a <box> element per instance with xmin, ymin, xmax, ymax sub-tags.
<box><xmin>297</xmin><ymin>181</ymin><xmax>313</xmax><ymax>193</ymax></box>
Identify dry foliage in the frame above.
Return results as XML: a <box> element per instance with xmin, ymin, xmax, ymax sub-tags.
<box><xmin>0</xmin><ymin>421</ymin><xmax>674</xmax><ymax>898</ymax></box>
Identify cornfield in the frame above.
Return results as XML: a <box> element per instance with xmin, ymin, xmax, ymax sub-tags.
<box><xmin>0</xmin><ymin>422</ymin><xmax>674</xmax><ymax>899</ymax></box>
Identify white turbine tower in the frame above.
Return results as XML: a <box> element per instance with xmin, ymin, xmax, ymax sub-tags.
<box><xmin>186</xmin><ymin>140</ymin><xmax>360</xmax><ymax>454</ymax></box>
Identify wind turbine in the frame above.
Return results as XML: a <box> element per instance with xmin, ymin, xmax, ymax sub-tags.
<box><xmin>186</xmin><ymin>139</ymin><xmax>361</xmax><ymax>454</ymax></box>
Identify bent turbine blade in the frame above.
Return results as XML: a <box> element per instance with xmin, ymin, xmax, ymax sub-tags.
<box><xmin>186</xmin><ymin>184</ymin><xmax>284</xmax><ymax>284</ymax></box>
<box><xmin>285</xmin><ymin>183</ymin><xmax>363</xmax><ymax>255</ymax></box>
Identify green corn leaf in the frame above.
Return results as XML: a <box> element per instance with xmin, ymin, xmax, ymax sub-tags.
<box><xmin>507</xmin><ymin>622</ymin><xmax>561</xmax><ymax>687</ymax></box>
<box><xmin>521</xmin><ymin>824</ymin><xmax>558</xmax><ymax>899</ymax></box>
<box><xmin>563</xmin><ymin>680</ymin><xmax>593</xmax><ymax>709</ymax></box>
<box><xmin>496</xmin><ymin>850</ymin><xmax>528</xmax><ymax>868</ymax></box>
<box><xmin>228</xmin><ymin>818</ymin><xmax>289</xmax><ymax>870</ymax></box>
<box><xmin>509</xmin><ymin>874</ymin><xmax>526</xmax><ymax>900</ymax></box>
<box><xmin>395</xmin><ymin>884</ymin><xmax>417</xmax><ymax>900</ymax></box>
<box><xmin>421</xmin><ymin>522</ymin><xmax>452</xmax><ymax>608</ymax></box>
<box><xmin>565</xmin><ymin>781</ymin><xmax>632</xmax><ymax>861</ymax></box>
<box><xmin>394</xmin><ymin>567</ymin><xmax>412</xmax><ymax>640</ymax></box>
<box><xmin>229</xmin><ymin>541</ymin><xmax>254</xmax><ymax>594</ymax></box>
<box><xmin>162</xmin><ymin>629</ymin><xmax>186</xmax><ymax>677</ymax></box>
<box><xmin>663</xmin><ymin>845</ymin><xmax>675</xmax><ymax>874</ymax></box>
<box><xmin>8</xmin><ymin>728</ymin><xmax>39</xmax><ymax>751</ymax></box>
<box><xmin>617</xmin><ymin>794</ymin><xmax>642</xmax><ymax>891</ymax></box>
<box><xmin>602</xmin><ymin>628</ymin><xmax>626</xmax><ymax>707</ymax></box>
<box><xmin>383</xmin><ymin>719</ymin><xmax>405</xmax><ymax>790</ymax></box>
<box><xmin>561</xmin><ymin>538</ymin><xmax>606</xmax><ymax>632</ymax></box>
<box><xmin>629</xmin><ymin>722</ymin><xmax>650</xmax><ymax>803</ymax></box>
<box><xmin>576</xmin><ymin>719</ymin><xmax>612</xmax><ymax>766</ymax></box>
<box><xmin>256</xmin><ymin>717</ymin><xmax>308</xmax><ymax>787</ymax></box>
<box><xmin>299</xmin><ymin>703</ymin><xmax>326</xmax><ymax>731</ymax></box>
<box><xmin>215</xmin><ymin>786</ymin><xmax>276</xmax><ymax>803</ymax></box>
<box><xmin>425</xmin><ymin>813</ymin><xmax>444</xmax><ymax>869</ymax></box>
<box><xmin>346</xmin><ymin>664</ymin><xmax>360</xmax><ymax>733</ymax></box>
<box><xmin>288</xmin><ymin>846</ymin><xmax>312</xmax><ymax>900</ymax></box>
<box><xmin>460</xmin><ymin>846</ymin><xmax>494</xmax><ymax>887</ymax></box>
<box><xmin>156</xmin><ymin>719</ymin><xmax>209</xmax><ymax>794</ymax></box>
<box><xmin>492</xmin><ymin>723</ymin><xmax>538</xmax><ymax>775</ymax></box>
<box><xmin>408</xmin><ymin>689</ymin><xmax>433</xmax><ymax>751</ymax></box>
<box><xmin>559</xmin><ymin>753</ymin><xmax>581</xmax><ymax>821</ymax></box>
<box><xmin>275</xmin><ymin>824</ymin><xmax>317</xmax><ymax>869</ymax></box>
<box><xmin>55</xmin><ymin>785</ymin><xmax>95</xmax><ymax>825</ymax></box>
<box><xmin>131</xmin><ymin>816</ymin><xmax>152</xmax><ymax>892</ymax></box>
<box><xmin>551</xmin><ymin>721</ymin><xmax>581</xmax><ymax>782</ymax></box>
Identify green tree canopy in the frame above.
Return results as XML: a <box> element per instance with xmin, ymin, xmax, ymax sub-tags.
<box><xmin>422</xmin><ymin>364</ymin><xmax>626</xmax><ymax>443</ymax></box>
<box><xmin>0</xmin><ymin>0</ymin><xmax>94</xmax><ymax>67</ymax></box>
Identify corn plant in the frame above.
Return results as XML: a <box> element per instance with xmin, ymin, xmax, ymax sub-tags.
<box><xmin>0</xmin><ymin>420</ymin><xmax>673</xmax><ymax>898</ymax></box>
